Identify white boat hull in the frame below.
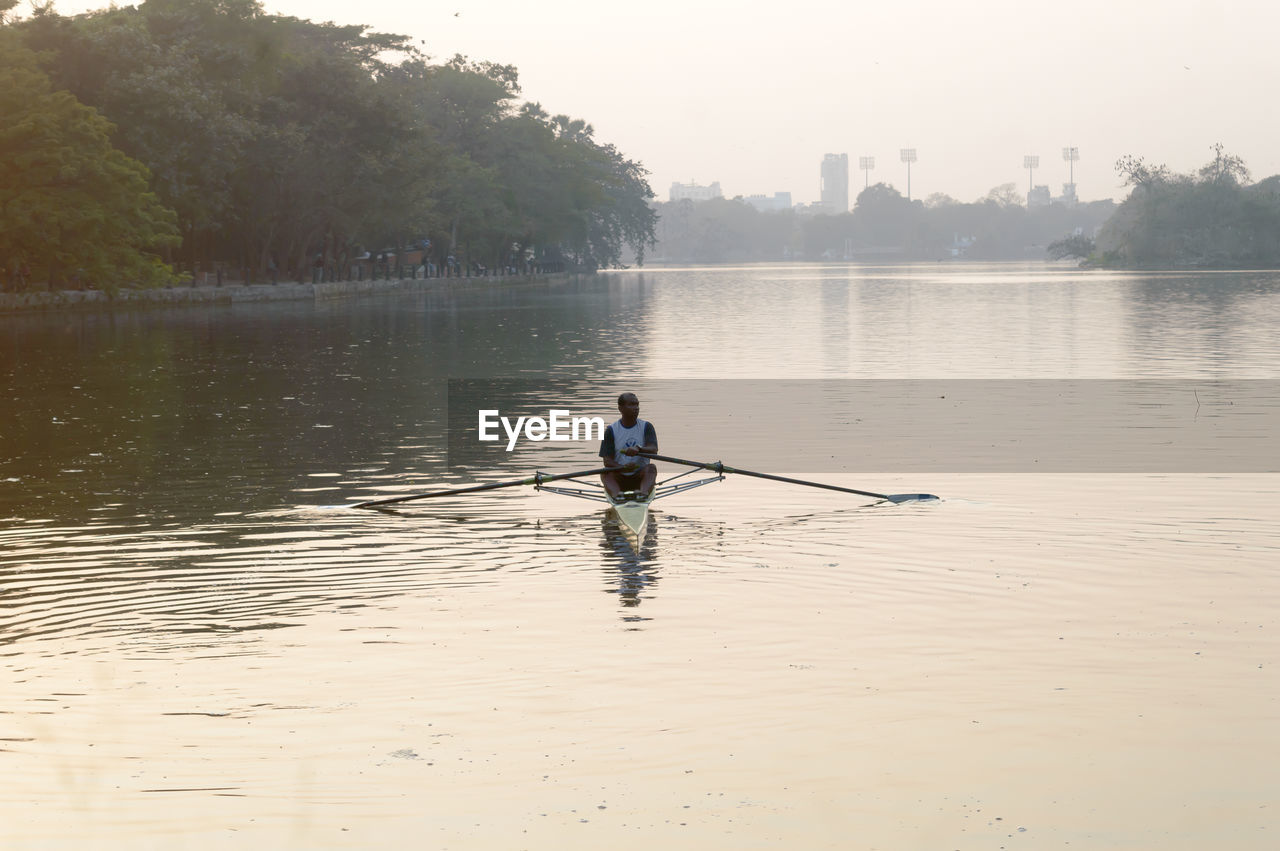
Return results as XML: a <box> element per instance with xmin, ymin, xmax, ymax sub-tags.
<box><xmin>610</xmin><ymin>493</ymin><xmax>650</xmax><ymax>539</ymax></box>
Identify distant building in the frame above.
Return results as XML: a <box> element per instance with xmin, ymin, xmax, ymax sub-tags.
<box><xmin>743</xmin><ymin>192</ymin><xmax>792</xmax><ymax>212</ymax></box>
<box><xmin>820</xmin><ymin>154</ymin><xmax>849</xmax><ymax>213</ymax></box>
<box><xmin>793</xmin><ymin>201</ymin><xmax>829</xmax><ymax>217</ymax></box>
<box><xmin>949</xmin><ymin>234</ymin><xmax>976</xmax><ymax>258</ymax></box>
<box><xmin>1026</xmin><ymin>183</ymin><xmax>1080</xmax><ymax>207</ymax></box>
<box><xmin>669</xmin><ymin>181</ymin><xmax>723</xmax><ymax>202</ymax></box>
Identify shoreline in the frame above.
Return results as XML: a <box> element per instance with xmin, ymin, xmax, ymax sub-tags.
<box><xmin>0</xmin><ymin>272</ymin><xmax>577</xmax><ymax>315</ymax></box>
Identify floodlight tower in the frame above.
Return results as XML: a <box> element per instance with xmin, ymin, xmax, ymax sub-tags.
<box><xmin>859</xmin><ymin>156</ymin><xmax>875</xmax><ymax>189</ymax></box>
<box><xmin>1023</xmin><ymin>155</ymin><xmax>1039</xmax><ymax>193</ymax></box>
<box><xmin>900</xmin><ymin>148</ymin><xmax>917</xmax><ymax>201</ymax></box>
<box><xmin>1062</xmin><ymin>146</ymin><xmax>1079</xmax><ymax>203</ymax></box>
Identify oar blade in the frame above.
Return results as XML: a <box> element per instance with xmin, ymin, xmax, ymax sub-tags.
<box><xmin>883</xmin><ymin>493</ymin><xmax>940</xmax><ymax>504</ymax></box>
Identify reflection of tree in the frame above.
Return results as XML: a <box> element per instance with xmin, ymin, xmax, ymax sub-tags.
<box><xmin>1120</xmin><ymin>271</ymin><xmax>1280</xmax><ymax>375</ymax></box>
<box><xmin>598</xmin><ymin>513</ymin><xmax>659</xmax><ymax>616</ymax></box>
<box><xmin>0</xmin><ymin>281</ymin><xmax>647</xmax><ymax>521</ymax></box>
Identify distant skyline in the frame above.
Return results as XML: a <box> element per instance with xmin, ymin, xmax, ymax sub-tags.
<box><xmin>43</xmin><ymin>0</ymin><xmax>1280</xmax><ymax>206</ymax></box>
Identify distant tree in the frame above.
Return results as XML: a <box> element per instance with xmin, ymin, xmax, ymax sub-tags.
<box><xmin>852</xmin><ymin>183</ymin><xmax>920</xmax><ymax>252</ymax></box>
<box><xmin>1198</xmin><ymin>142</ymin><xmax>1250</xmax><ymax>186</ymax></box>
<box><xmin>983</xmin><ymin>183</ymin><xmax>1023</xmax><ymax>207</ymax></box>
<box><xmin>799</xmin><ymin>210</ymin><xmax>852</xmax><ymax>259</ymax></box>
<box><xmin>1115</xmin><ymin>154</ymin><xmax>1171</xmax><ymax>189</ymax></box>
<box><xmin>650</xmin><ymin>198</ymin><xmax>793</xmax><ymax>263</ymax></box>
<box><xmin>1099</xmin><ymin>148</ymin><xmax>1280</xmax><ymax>268</ymax></box>
<box><xmin>1046</xmin><ymin>233</ymin><xmax>1095</xmax><ymax>260</ymax></box>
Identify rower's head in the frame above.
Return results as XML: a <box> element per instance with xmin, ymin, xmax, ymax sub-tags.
<box><xmin>617</xmin><ymin>392</ymin><xmax>640</xmax><ymax>424</ymax></box>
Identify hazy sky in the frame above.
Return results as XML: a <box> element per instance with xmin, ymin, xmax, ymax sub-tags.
<box><xmin>48</xmin><ymin>0</ymin><xmax>1280</xmax><ymax>206</ymax></box>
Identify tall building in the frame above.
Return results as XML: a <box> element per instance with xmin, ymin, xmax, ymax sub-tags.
<box><xmin>819</xmin><ymin>156</ymin><xmax>849</xmax><ymax>216</ymax></box>
<box><xmin>820</xmin><ymin>154</ymin><xmax>849</xmax><ymax>213</ymax></box>
<box><xmin>669</xmin><ymin>181</ymin><xmax>723</xmax><ymax>202</ymax></box>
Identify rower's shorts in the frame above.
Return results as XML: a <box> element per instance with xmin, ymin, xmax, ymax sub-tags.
<box><xmin>614</xmin><ymin>469</ymin><xmax>647</xmax><ymax>490</ymax></box>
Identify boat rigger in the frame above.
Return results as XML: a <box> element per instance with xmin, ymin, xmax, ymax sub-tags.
<box><xmin>347</xmin><ymin>455</ymin><xmax>937</xmax><ymax>538</ymax></box>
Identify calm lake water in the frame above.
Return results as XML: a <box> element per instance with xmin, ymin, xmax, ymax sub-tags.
<box><xmin>2</xmin><ymin>262</ymin><xmax>1279</xmax><ymax>849</ymax></box>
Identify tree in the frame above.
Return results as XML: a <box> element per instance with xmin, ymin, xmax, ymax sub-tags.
<box><xmin>852</xmin><ymin>183</ymin><xmax>920</xmax><ymax>253</ymax></box>
<box><xmin>1198</xmin><ymin>142</ymin><xmax>1250</xmax><ymax>186</ymax></box>
<box><xmin>0</xmin><ymin>46</ymin><xmax>179</xmax><ymax>290</ymax></box>
<box><xmin>228</xmin><ymin>16</ymin><xmax>416</xmax><ymax>278</ymax></box>
<box><xmin>983</xmin><ymin>183</ymin><xmax>1022</xmax><ymax>207</ymax></box>
<box><xmin>1046</xmin><ymin>233</ymin><xmax>1095</xmax><ymax>260</ymax></box>
<box><xmin>39</xmin><ymin>6</ymin><xmax>253</xmax><ymax>271</ymax></box>
<box><xmin>7</xmin><ymin>4</ymin><xmax>656</xmax><ymax>282</ymax></box>
<box><xmin>1098</xmin><ymin>148</ymin><xmax>1280</xmax><ymax>268</ymax></box>
<box><xmin>1115</xmin><ymin>154</ymin><xmax>1170</xmax><ymax>189</ymax></box>
<box><xmin>569</xmin><ymin>139</ymin><xmax>656</xmax><ymax>268</ymax></box>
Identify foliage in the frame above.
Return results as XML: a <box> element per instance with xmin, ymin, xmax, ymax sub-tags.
<box><xmin>1115</xmin><ymin>154</ymin><xmax>1171</xmax><ymax>189</ymax></box>
<box><xmin>3</xmin><ymin>1</ymin><xmax>655</xmax><ymax>290</ymax></box>
<box><xmin>983</xmin><ymin>183</ymin><xmax>1022</xmax><ymax>207</ymax></box>
<box><xmin>649</xmin><ymin>184</ymin><xmax>1116</xmax><ymax>263</ymax></box>
<box><xmin>1198</xmin><ymin>142</ymin><xmax>1250</xmax><ymax>186</ymax></box>
<box><xmin>1098</xmin><ymin>146</ymin><xmax>1280</xmax><ymax>268</ymax></box>
<box><xmin>653</xmin><ymin>198</ymin><xmax>796</xmax><ymax>263</ymax></box>
<box><xmin>0</xmin><ymin>44</ymin><xmax>180</xmax><ymax>291</ymax></box>
<box><xmin>1046</xmin><ymin>234</ymin><xmax>1095</xmax><ymax>261</ymax></box>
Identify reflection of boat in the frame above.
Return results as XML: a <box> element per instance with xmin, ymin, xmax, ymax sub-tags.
<box><xmin>598</xmin><ymin>512</ymin><xmax>659</xmax><ymax>612</ymax></box>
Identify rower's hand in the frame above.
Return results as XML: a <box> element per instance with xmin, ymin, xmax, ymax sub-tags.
<box><xmin>622</xmin><ymin>446</ymin><xmax>639</xmax><ymax>456</ymax></box>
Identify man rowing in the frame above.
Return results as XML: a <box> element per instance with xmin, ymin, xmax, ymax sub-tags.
<box><xmin>599</xmin><ymin>392</ymin><xmax>658</xmax><ymax>500</ymax></box>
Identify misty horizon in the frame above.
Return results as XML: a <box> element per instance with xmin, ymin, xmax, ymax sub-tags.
<box><xmin>41</xmin><ymin>0</ymin><xmax>1278</xmax><ymax>210</ymax></box>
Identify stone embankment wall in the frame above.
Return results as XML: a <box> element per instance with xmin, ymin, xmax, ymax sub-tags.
<box><xmin>0</xmin><ymin>275</ymin><xmax>567</xmax><ymax>314</ymax></box>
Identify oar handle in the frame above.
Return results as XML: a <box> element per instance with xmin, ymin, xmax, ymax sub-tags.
<box><xmin>640</xmin><ymin>453</ymin><xmax>892</xmax><ymax>501</ymax></box>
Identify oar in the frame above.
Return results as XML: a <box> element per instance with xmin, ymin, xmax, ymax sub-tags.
<box><xmin>349</xmin><ymin>466</ymin><xmax>615</xmax><ymax>509</ymax></box>
<box><xmin>640</xmin><ymin>454</ymin><xmax>938</xmax><ymax>504</ymax></box>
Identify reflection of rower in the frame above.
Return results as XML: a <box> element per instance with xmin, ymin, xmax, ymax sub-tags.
<box><xmin>599</xmin><ymin>392</ymin><xmax>658</xmax><ymax>500</ymax></box>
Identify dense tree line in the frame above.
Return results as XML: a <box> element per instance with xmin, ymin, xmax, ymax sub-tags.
<box><xmin>1</xmin><ymin>0</ymin><xmax>656</xmax><ymax>291</ymax></box>
<box><xmin>1091</xmin><ymin>146</ymin><xmax>1280</xmax><ymax>268</ymax></box>
<box><xmin>649</xmin><ymin>185</ymin><xmax>1116</xmax><ymax>264</ymax></box>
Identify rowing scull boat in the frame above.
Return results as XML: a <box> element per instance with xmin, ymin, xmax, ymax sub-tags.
<box><xmin>533</xmin><ymin>466</ymin><xmax>726</xmax><ymax>540</ymax></box>
<box><xmin>346</xmin><ymin>463</ymin><xmax>725</xmax><ymax>541</ymax></box>
<box><xmin>347</xmin><ymin>456</ymin><xmax>938</xmax><ymax>538</ymax></box>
